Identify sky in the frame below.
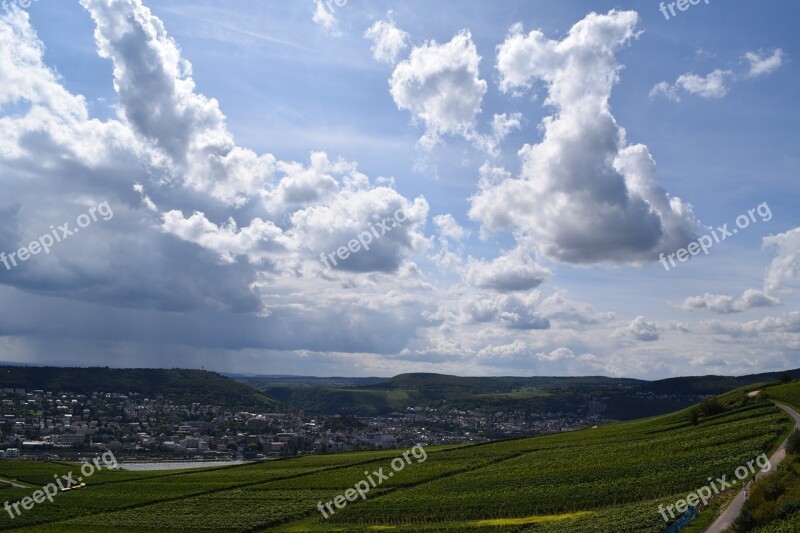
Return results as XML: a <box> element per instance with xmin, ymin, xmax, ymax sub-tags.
<box><xmin>0</xmin><ymin>0</ymin><xmax>798</xmax><ymax>379</ymax></box>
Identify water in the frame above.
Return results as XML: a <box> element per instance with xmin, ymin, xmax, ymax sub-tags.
<box><xmin>119</xmin><ymin>460</ymin><xmax>251</xmax><ymax>471</ymax></box>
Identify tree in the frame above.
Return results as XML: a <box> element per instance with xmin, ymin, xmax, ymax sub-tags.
<box><xmin>688</xmin><ymin>408</ymin><xmax>700</xmax><ymax>426</ymax></box>
<box><xmin>779</xmin><ymin>373</ymin><xmax>792</xmax><ymax>384</ymax></box>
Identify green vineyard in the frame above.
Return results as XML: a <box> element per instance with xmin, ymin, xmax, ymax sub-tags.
<box><xmin>1</xmin><ymin>383</ymin><xmax>798</xmax><ymax>532</ymax></box>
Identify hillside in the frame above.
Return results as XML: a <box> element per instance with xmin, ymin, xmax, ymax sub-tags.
<box><xmin>242</xmin><ymin>374</ymin><xmax>645</xmax><ymax>417</ymax></box>
<box><xmin>639</xmin><ymin>369</ymin><xmax>800</xmax><ymax>395</ymax></box>
<box><xmin>0</xmin><ymin>366</ymin><xmax>280</xmax><ymax>410</ymax></box>
<box><xmin>0</xmin><ymin>384</ymin><xmax>795</xmax><ymax>531</ymax></box>
<box><xmin>239</xmin><ymin>370</ymin><xmax>800</xmax><ymax>419</ymax></box>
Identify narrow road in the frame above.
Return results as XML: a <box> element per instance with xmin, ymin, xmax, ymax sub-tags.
<box><xmin>705</xmin><ymin>402</ymin><xmax>800</xmax><ymax>533</ymax></box>
<box><xmin>0</xmin><ymin>477</ymin><xmax>29</xmax><ymax>489</ymax></box>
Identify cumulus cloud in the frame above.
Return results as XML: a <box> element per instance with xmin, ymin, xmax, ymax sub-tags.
<box><xmin>0</xmin><ymin>0</ymin><xmax>436</xmax><ymax>361</ymax></box>
<box><xmin>290</xmin><ymin>189</ymin><xmax>429</xmax><ymax>273</ymax></box>
<box><xmin>490</xmin><ymin>112</ymin><xmax>522</xmax><ymax>144</ymax></box>
<box><xmin>364</xmin><ymin>15</ymin><xmax>409</xmax><ymax>65</ymax></box>
<box><xmin>745</xmin><ymin>48</ymin><xmax>785</xmax><ymax>78</ymax></box>
<box><xmin>1</xmin><ymin>2</ymin><xmax>792</xmax><ymax>379</ymax></box>
<box><xmin>764</xmin><ymin>227</ymin><xmax>800</xmax><ymax>294</ymax></box>
<box><xmin>702</xmin><ymin>311</ymin><xmax>800</xmax><ymax>338</ymax></box>
<box><xmin>457</xmin><ymin>292</ymin><xmax>550</xmax><ymax>330</ymax></box>
<box><xmin>650</xmin><ymin>69</ymin><xmax>732</xmax><ymax>101</ymax></box>
<box><xmin>160</xmin><ymin>210</ymin><xmax>290</xmax><ymax>265</ymax></box>
<box><xmin>536</xmin><ymin>347</ymin><xmax>577</xmax><ymax>361</ymax></box>
<box><xmin>476</xmin><ymin>340</ymin><xmax>532</xmax><ymax>359</ymax></box>
<box><xmin>616</xmin><ymin>316</ymin><xmax>659</xmax><ymax>342</ymax></box>
<box><xmin>473</xmin><ymin>342</ymin><xmax>602</xmax><ymax>376</ymax></box>
<box><xmin>539</xmin><ymin>291</ymin><xmax>615</xmax><ymax>326</ymax></box>
<box><xmin>464</xmin><ymin>247</ymin><xmax>549</xmax><ymax>292</ymax></box>
<box><xmin>681</xmin><ymin>226</ymin><xmax>800</xmax><ymax>316</ymax></box>
<box><xmin>681</xmin><ymin>289</ymin><xmax>780</xmax><ymax>314</ymax></box>
<box><xmin>262</xmin><ymin>152</ymin><xmax>341</xmax><ymax>215</ymax></box>
<box><xmin>473</xmin><ymin>11</ymin><xmax>696</xmax><ymax>265</ymax></box>
<box><xmin>82</xmin><ymin>0</ymin><xmax>277</xmax><ymax>207</ymax></box>
<box><xmin>389</xmin><ymin>30</ymin><xmax>488</xmax><ymax>150</ymax></box>
<box><xmin>433</xmin><ymin>214</ymin><xmax>469</xmax><ymax>241</ymax></box>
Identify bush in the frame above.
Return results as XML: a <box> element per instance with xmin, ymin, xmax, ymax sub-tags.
<box><xmin>787</xmin><ymin>429</ymin><xmax>800</xmax><ymax>455</ymax></box>
<box><xmin>779</xmin><ymin>373</ymin><xmax>792</xmax><ymax>384</ymax></box>
<box><xmin>699</xmin><ymin>398</ymin><xmax>726</xmax><ymax>417</ymax></box>
<box><xmin>776</xmin><ymin>501</ymin><xmax>800</xmax><ymax>520</ymax></box>
<box><xmin>733</xmin><ymin>508</ymin><xmax>756</xmax><ymax>532</ymax></box>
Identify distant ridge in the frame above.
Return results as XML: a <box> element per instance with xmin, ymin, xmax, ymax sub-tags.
<box><xmin>236</xmin><ymin>369</ymin><xmax>800</xmax><ymax>418</ymax></box>
<box><xmin>0</xmin><ymin>366</ymin><xmax>281</xmax><ymax>410</ymax></box>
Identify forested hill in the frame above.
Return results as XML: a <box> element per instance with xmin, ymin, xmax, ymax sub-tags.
<box><xmin>0</xmin><ymin>366</ymin><xmax>280</xmax><ymax>410</ymax></box>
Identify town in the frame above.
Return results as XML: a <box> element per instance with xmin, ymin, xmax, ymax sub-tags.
<box><xmin>0</xmin><ymin>387</ymin><xmax>609</xmax><ymax>462</ymax></box>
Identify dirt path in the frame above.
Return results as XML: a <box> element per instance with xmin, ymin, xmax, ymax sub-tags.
<box><xmin>0</xmin><ymin>477</ymin><xmax>30</xmax><ymax>489</ymax></box>
<box><xmin>705</xmin><ymin>403</ymin><xmax>800</xmax><ymax>532</ymax></box>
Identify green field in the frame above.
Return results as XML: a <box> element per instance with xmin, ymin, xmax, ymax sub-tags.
<box><xmin>0</xmin><ymin>384</ymin><xmax>797</xmax><ymax>532</ymax></box>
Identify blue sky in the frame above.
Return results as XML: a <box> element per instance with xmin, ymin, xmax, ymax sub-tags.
<box><xmin>0</xmin><ymin>0</ymin><xmax>798</xmax><ymax>378</ymax></box>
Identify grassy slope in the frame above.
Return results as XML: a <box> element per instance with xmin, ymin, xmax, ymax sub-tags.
<box><xmin>0</xmin><ymin>391</ymin><xmax>792</xmax><ymax>532</ymax></box>
<box><xmin>761</xmin><ymin>381</ymin><xmax>800</xmax><ymax>411</ymax></box>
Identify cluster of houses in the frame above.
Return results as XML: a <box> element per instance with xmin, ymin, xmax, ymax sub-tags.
<box><xmin>1</xmin><ymin>387</ymin><xmax>606</xmax><ymax>460</ymax></box>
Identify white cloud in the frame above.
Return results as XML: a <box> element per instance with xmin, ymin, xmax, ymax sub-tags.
<box><xmin>0</xmin><ymin>0</ymin><xmax>437</xmax><ymax>357</ymax></box>
<box><xmin>701</xmin><ymin>311</ymin><xmax>800</xmax><ymax>338</ymax></box>
<box><xmin>1</xmin><ymin>2</ymin><xmax>795</xmax><ymax>379</ymax></box>
<box><xmin>263</xmin><ymin>152</ymin><xmax>341</xmax><ymax>215</ymax></box>
<box><xmin>389</xmin><ymin>30</ymin><xmax>488</xmax><ymax>150</ymax></box>
<box><xmin>490</xmin><ymin>112</ymin><xmax>522</xmax><ymax>144</ymax></box>
<box><xmin>675</xmin><ymin>69</ymin><xmax>732</xmax><ymax>98</ymax></box>
<box><xmin>433</xmin><ymin>214</ymin><xmax>469</xmax><ymax>241</ymax></box>
<box><xmin>474</xmin><ymin>11</ymin><xmax>696</xmax><ymax>265</ymax></box>
<box><xmin>476</xmin><ymin>340</ymin><xmax>531</xmax><ymax>359</ymax></box>
<box><xmin>539</xmin><ymin>291</ymin><xmax>615</xmax><ymax>326</ymax></box>
<box><xmin>289</xmin><ymin>188</ymin><xmax>429</xmax><ymax>273</ymax></box>
<box><xmin>745</xmin><ymin>48</ymin><xmax>785</xmax><ymax>78</ymax></box>
<box><xmin>764</xmin><ymin>227</ymin><xmax>800</xmax><ymax>293</ymax></box>
<box><xmin>364</xmin><ymin>15</ymin><xmax>409</xmax><ymax>65</ymax></box>
<box><xmin>312</xmin><ymin>0</ymin><xmax>341</xmax><ymax>37</ymax></box>
<box><xmin>616</xmin><ymin>316</ymin><xmax>659</xmax><ymax>342</ymax></box>
<box><xmin>536</xmin><ymin>347</ymin><xmax>576</xmax><ymax>361</ymax></box>
<box><xmin>161</xmin><ymin>210</ymin><xmax>290</xmax><ymax>265</ymax></box>
<box><xmin>651</xmin><ymin>69</ymin><xmax>732</xmax><ymax>101</ymax></box>
<box><xmin>465</xmin><ymin>247</ymin><xmax>549</xmax><ymax>292</ymax></box>
<box><xmin>476</xmin><ymin>162</ymin><xmax>511</xmax><ymax>191</ymax></box>
<box><xmin>652</xmin><ymin>48</ymin><xmax>785</xmax><ymax>102</ymax></box>
<box><xmin>648</xmin><ymin>81</ymin><xmax>680</xmax><ymax>102</ymax></box>
<box><xmin>82</xmin><ymin>0</ymin><xmax>277</xmax><ymax>207</ymax></box>
<box><xmin>133</xmin><ymin>183</ymin><xmax>158</xmax><ymax>212</ymax></box>
<box><xmin>456</xmin><ymin>292</ymin><xmax>550</xmax><ymax>331</ymax></box>
<box><xmin>681</xmin><ymin>289</ymin><xmax>780</xmax><ymax>314</ymax></box>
